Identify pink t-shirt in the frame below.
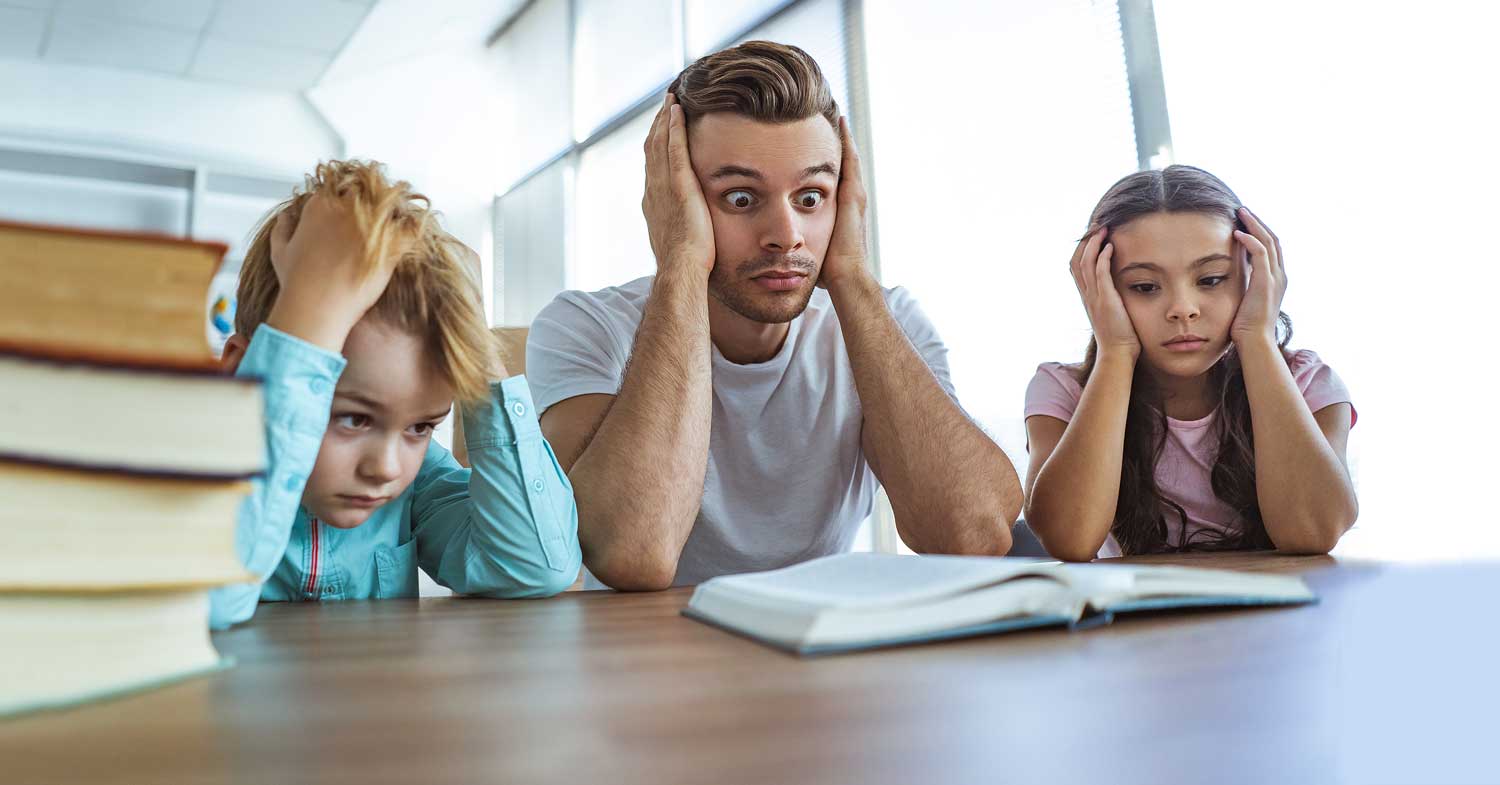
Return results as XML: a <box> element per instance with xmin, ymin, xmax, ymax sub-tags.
<box><xmin>1024</xmin><ymin>350</ymin><xmax>1354</xmax><ymax>558</ymax></box>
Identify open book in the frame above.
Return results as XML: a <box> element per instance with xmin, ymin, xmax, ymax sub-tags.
<box><xmin>682</xmin><ymin>553</ymin><xmax>1315</xmax><ymax>655</ymax></box>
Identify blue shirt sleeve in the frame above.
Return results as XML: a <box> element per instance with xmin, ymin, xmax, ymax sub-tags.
<box><xmin>411</xmin><ymin>375</ymin><xmax>581</xmax><ymax>597</ymax></box>
<box><xmin>208</xmin><ymin>325</ymin><xmax>345</xmax><ymax>629</ymax></box>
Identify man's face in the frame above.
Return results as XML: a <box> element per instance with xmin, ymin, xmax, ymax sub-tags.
<box><xmin>302</xmin><ymin>316</ymin><xmax>454</xmax><ymax>529</ymax></box>
<box><xmin>688</xmin><ymin>113</ymin><xmax>841</xmax><ymax>324</ymax></box>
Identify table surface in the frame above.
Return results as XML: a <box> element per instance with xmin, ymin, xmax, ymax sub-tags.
<box><xmin>5</xmin><ymin>551</ymin><xmax>1496</xmax><ymax>785</ymax></box>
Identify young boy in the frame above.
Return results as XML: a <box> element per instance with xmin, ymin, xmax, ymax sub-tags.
<box><xmin>210</xmin><ymin>160</ymin><xmax>580</xmax><ymax>629</ymax></box>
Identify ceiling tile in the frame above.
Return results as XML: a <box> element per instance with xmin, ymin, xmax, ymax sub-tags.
<box><xmin>190</xmin><ymin>37</ymin><xmax>332</xmax><ymax>90</ymax></box>
<box><xmin>0</xmin><ymin>7</ymin><xmax>48</xmax><ymax>59</ymax></box>
<box><xmin>53</xmin><ymin>0</ymin><xmax>217</xmax><ymax>31</ymax></box>
<box><xmin>46</xmin><ymin>16</ymin><xmax>198</xmax><ymax>74</ymax></box>
<box><xmin>209</xmin><ymin>0</ymin><xmax>370</xmax><ymax>54</ymax></box>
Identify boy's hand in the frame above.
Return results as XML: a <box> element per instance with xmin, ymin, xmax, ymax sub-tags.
<box><xmin>642</xmin><ymin>93</ymin><xmax>715</xmax><ymax>277</ymax></box>
<box><xmin>267</xmin><ymin>192</ymin><xmax>405</xmax><ymax>352</ymax></box>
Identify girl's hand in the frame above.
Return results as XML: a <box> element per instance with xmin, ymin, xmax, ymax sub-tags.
<box><xmin>1071</xmin><ymin>228</ymin><xmax>1140</xmax><ymax>360</ymax></box>
<box><xmin>1230</xmin><ymin>207</ymin><xmax>1288</xmax><ymax>347</ymax></box>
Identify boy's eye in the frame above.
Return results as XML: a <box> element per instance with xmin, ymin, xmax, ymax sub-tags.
<box><xmin>1128</xmin><ymin>282</ymin><xmax>1159</xmax><ymax>294</ymax></box>
<box><xmin>795</xmin><ymin>191</ymin><xmax>824</xmax><ymax>209</ymax></box>
<box><xmin>724</xmin><ymin>190</ymin><xmax>755</xmax><ymax>209</ymax></box>
<box><xmin>1200</xmin><ymin>275</ymin><xmax>1228</xmax><ymax>287</ymax></box>
<box><xmin>333</xmin><ymin>413</ymin><xmax>371</xmax><ymax>429</ymax></box>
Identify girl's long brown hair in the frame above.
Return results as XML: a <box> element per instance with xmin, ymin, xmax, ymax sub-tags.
<box><xmin>1078</xmin><ymin>165</ymin><xmax>1292</xmax><ymax>554</ymax></box>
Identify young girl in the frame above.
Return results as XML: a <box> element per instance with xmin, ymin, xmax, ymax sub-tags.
<box><xmin>1023</xmin><ymin>165</ymin><xmax>1357</xmax><ymax>561</ymax></box>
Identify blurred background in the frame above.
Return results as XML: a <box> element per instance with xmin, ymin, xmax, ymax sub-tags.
<box><xmin>3</xmin><ymin>0</ymin><xmax>1496</xmax><ymax>561</ymax></box>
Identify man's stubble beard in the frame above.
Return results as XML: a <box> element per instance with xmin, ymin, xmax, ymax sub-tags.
<box><xmin>705</xmin><ymin>253</ymin><xmax>820</xmax><ymax>324</ymax></box>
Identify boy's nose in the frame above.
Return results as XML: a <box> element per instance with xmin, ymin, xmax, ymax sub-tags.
<box><xmin>359</xmin><ymin>440</ymin><xmax>404</xmax><ymax>485</ymax></box>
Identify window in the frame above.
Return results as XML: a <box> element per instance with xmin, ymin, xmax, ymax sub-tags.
<box><xmin>864</xmin><ymin>0</ymin><xmax>1138</xmax><ymax>493</ymax></box>
<box><xmin>1152</xmin><ymin>0</ymin><xmax>1500</xmax><ymax>559</ymax></box>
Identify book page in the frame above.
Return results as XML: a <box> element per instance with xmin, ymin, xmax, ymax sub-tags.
<box><xmin>705</xmin><ymin>553</ymin><xmax>1062</xmax><ymax>611</ymax></box>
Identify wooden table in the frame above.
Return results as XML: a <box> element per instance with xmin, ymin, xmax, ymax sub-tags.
<box><xmin>5</xmin><ymin>552</ymin><xmax>1496</xmax><ymax>785</ymax></box>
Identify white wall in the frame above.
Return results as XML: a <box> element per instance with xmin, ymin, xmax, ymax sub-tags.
<box><xmin>0</xmin><ymin>58</ymin><xmax>341</xmax><ymax>176</ymax></box>
<box><xmin>308</xmin><ymin>44</ymin><xmax>513</xmax><ymax>325</ymax></box>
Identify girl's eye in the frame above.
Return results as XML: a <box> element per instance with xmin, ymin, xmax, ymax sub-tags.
<box><xmin>409</xmin><ymin>422</ymin><xmax>436</xmax><ymax>437</ymax></box>
<box><xmin>334</xmin><ymin>413</ymin><xmax>371</xmax><ymax>429</ymax></box>
<box><xmin>1200</xmin><ymin>275</ymin><xmax>1228</xmax><ymax>287</ymax></box>
<box><xmin>1128</xmin><ymin>283</ymin><xmax>1159</xmax><ymax>294</ymax></box>
<box><xmin>725</xmin><ymin>190</ymin><xmax>755</xmax><ymax>209</ymax></box>
<box><xmin>795</xmin><ymin>191</ymin><xmax>824</xmax><ymax>209</ymax></box>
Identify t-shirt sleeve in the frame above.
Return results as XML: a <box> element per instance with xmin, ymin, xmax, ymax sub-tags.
<box><xmin>1024</xmin><ymin>362</ymin><xmax>1084</xmax><ymax>423</ymax></box>
<box><xmin>525</xmin><ymin>291</ymin><xmax>632</xmax><ymax>415</ymax></box>
<box><xmin>882</xmin><ymin>286</ymin><xmax>957</xmax><ymax>400</ymax></box>
<box><xmin>1289</xmin><ymin>349</ymin><xmax>1356</xmax><ymax>427</ymax></box>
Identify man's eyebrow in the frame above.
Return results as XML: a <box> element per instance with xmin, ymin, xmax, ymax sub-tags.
<box><xmin>708</xmin><ymin>165</ymin><xmax>762</xmax><ymax>180</ymax></box>
<box><xmin>802</xmin><ymin>162</ymin><xmax>838</xmax><ymax>179</ymax></box>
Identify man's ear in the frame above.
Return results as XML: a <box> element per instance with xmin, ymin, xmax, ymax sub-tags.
<box><xmin>220</xmin><ymin>333</ymin><xmax>249</xmax><ymax>374</ymax></box>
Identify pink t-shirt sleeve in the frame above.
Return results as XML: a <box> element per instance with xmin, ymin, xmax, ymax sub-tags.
<box><xmin>1024</xmin><ymin>362</ymin><xmax>1085</xmax><ymax>423</ymax></box>
<box><xmin>1289</xmin><ymin>349</ymin><xmax>1357</xmax><ymax>427</ymax></box>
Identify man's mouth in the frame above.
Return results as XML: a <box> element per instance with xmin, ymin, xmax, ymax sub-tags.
<box><xmin>751</xmin><ymin>270</ymin><xmax>810</xmax><ymax>291</ymax></box>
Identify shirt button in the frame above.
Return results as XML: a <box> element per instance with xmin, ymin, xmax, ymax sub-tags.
<box><xmin>510</xmin><ymin>401</ymin><xmax>526</xmax><ymax>417</ymax></box>
<box><xmin>283</xmin><ymin>473</ymin><xmax>302</xmax><ymax>492</ymax></box>
<box><xmin>531</xmin><ymin>478</ymin><xmax>545</xmax><ymax>493</ymax></box>
<box><xmin>309</xmin><ymin>378</ymin><xmax>328</xmax><ymax>395</ymax></box>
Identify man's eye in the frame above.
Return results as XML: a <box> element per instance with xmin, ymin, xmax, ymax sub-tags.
<box><xmin>1200</xmin><ymin>275</ymin><xmax>1228</xmax><ymax>287</ymax></box>
<box><xmin>1128</xmin><ymin>283</ymin><xmax>1159</xmax><ymax>294</ymax></box>
<box><xmin>725</xmin><ymin>190</ymin><xmax>755</xmax><ymax>209</ymax></box>
<box><xmin>796</xmin><ymin>191</ymin><xmax>824</xmax><ymax>209</ymax></box>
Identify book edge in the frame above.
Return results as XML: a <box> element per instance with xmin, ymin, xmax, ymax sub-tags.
<box><xmin>0</xmin><ymin>656</ymin><xmax>235</xmax><ymax>721</ymax></box>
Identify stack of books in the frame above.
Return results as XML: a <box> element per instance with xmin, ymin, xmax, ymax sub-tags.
<box><xmin>0</xmin><ymin>219</ymin><xmax>264</xmax><ymax>716</ymax></box>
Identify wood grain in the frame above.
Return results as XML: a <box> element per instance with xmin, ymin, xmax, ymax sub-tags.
<box><xmin>4</xmin><ymin>552</ymin><xmax>1493</xmax><ymax>785</ymax></box>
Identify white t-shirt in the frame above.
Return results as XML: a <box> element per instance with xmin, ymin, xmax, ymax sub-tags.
<box><xmin>527</xmin><ymin>275</ymin><xmax>956</xmax><ymax>587</ymax></box>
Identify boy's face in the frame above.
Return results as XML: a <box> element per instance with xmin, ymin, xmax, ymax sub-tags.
<box><xmin>689</xmin><ymin>113</ymin><xmax>841</xmax><ymax>324</ymax></box>
<box><xmin>303</xmin><ymin>317</ymin><xmax>454</xmax><ymax>528</ymax></box>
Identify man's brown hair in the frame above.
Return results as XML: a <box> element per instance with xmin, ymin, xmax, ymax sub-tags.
<box><xmin>234</xmin><ymin>160</ymin><xmax>499</xmax><ymax>403</ymax></box>
<box><xmin>668</xmin><ymin>40</ymin><xmax>838</xmax><ymax>127</ymax></box>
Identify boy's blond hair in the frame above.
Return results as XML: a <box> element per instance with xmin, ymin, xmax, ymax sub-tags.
<box><xmin>235</xmin><ymin>160</ymin><xmax>499</xmax><ymax>403</ymax></box>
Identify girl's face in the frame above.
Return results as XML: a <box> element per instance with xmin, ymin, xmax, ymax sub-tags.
<box><xmin>1109</xmin><ymin>211</ymin><xmax>1245</xmax><ymax>381</ymax></box>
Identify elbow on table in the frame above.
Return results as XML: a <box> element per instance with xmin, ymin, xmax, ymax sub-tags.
<box><xmin>584</xmin><ymin>542</ymin><xmax>680</xmax><ymax>592</ymax></box>
<box><xmin>1270</xmin><ymin>502</ymin><xmax>1358</xmax><ymax>556</ymax></box>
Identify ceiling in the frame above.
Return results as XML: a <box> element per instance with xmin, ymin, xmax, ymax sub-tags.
<box><xmin>0</xmin><ymin>0</ymin><xmax>379</xmax><ymax>91</ymax></box>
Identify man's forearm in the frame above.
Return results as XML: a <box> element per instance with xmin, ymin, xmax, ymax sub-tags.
<box><xmin>570</xmin><ymin>267</ymin><xmax>713</xmax><ymax>588</ymax></box>
<box><xmin>828</xmin><ymin>275</ymin><xmax>1021</xmax><ymax>555</ymax></box>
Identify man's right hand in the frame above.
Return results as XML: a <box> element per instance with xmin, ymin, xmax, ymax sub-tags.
<box><xmin>266</xmin><ymin>191</ymin><xmax>405</xmax><ymax>352</ymax></box>
<box><xmin>641</xmin><ymin>93</ymin><xmax>715</xmax><ymax>276</ymax></box>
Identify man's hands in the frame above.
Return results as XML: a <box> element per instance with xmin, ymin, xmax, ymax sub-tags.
<box><xmin>818</xmin><ymin>116</ymin><xmax>873</xmax><ymax>291</ymax></box>
<box><xmin>642</xmin><ymin>93</ymin><xmax>715</xmax><ymax>278</ymax></box>
<box><xmin>266</xmin><ymin>191</ymin><xmax>404</xmax><ymax>352</ymax></box>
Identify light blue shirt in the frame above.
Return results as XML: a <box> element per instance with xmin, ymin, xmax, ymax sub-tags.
<box><xmin>209</xmin><ymin>324</ymin><xmax>580</xmax><ymax>629</ymax></box>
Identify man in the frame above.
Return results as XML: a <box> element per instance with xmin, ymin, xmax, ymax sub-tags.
<box><xmin>528</xmin><ymin>41</ymin><xmax>1022</xmax><ymax>590</ymax></box>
